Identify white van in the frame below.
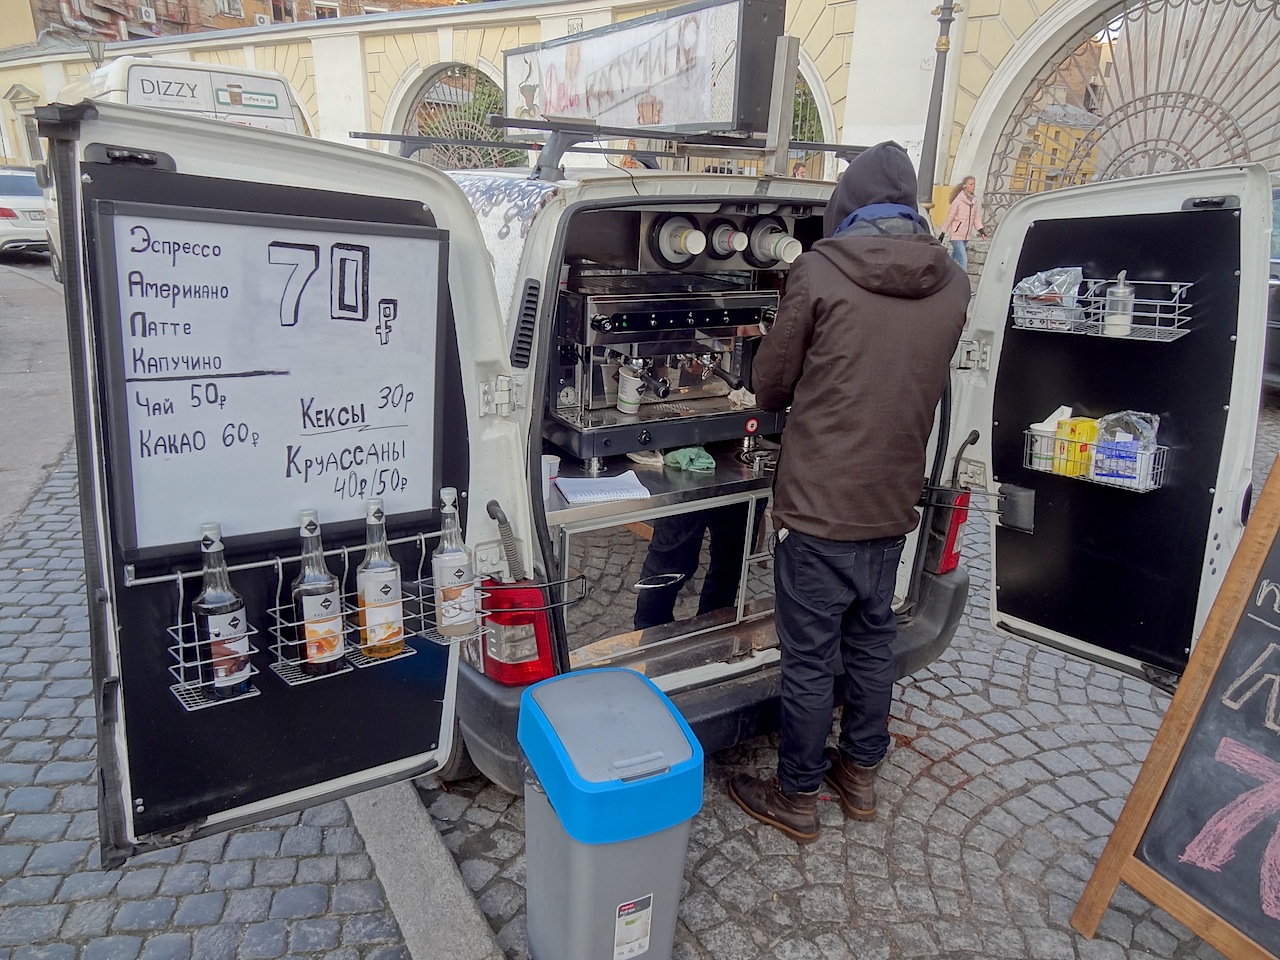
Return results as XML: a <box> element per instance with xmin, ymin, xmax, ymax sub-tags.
<box><xmin>37</xmin><ymin>95</ymin><xmax>1271</xmax><ymax>863</ymax></box>
<box><xmin>40</xmin><ymin>57</ymin><xmax>310</xmax><ymax>280</ymax></box>
<box><xmin>55</xmin><ymin>56</ymin><xmax>311</xmax><ymax>135</ymax></box>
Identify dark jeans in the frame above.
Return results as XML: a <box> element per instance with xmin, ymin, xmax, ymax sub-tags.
<box><xmin>633</xmin><ymin>504</ymin><xmax>752</xmax><ymax>630</ymax></box>
<box><xmin>774</xmin><ymin>528</ymin><xmax>906</xmax><ymax>794</ymax></box>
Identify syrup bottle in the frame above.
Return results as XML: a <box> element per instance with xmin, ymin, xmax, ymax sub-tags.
<box><xmin>357</xmin><ymin>498</ymin><xmax>405</xmax><ymax>657</ymax></box>
<box><xmin>290</xmin><ymin>509</ymin><xmax>345</xmax><ymax>675</ymax></box>
<box><xmin>432</xmin><ymin>488</ymin><xmax>478</xmax><ymax>638</ymax></box>
<box><xmin>192</xmin><ymin>522</ymin><xmax>251</xmax><ymax>699</ymax></box>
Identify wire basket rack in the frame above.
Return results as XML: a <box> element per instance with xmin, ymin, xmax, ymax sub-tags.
<box><xmin>166</xmin><ymin>620</ymin><xmax>263</xmax><ymax>711</ymax></box>
<box><xmin>1023</xmin><ymin>430</ymin><xmax>1168</xmax><ymax>492</ymax></box>
<box><xmin>1012</xmin><ymin>278</ymin><xmax>1194</xmax><ymax>342</ymax></box>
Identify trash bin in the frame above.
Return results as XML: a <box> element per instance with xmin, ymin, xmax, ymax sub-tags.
<box><xmin>517</xmin><ymin>667</ymin><xmax>704</xmax><ymax>960</ymax></box>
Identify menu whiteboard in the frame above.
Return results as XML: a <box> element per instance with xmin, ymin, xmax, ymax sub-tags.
<box><xmin>94</xmin><ymin>201</ymin><xmax>446</xmax><ymax>553</ymax></box>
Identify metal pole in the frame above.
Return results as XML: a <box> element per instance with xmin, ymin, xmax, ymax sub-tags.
<box><xmin>917</xmin><ymin>1</ymin><xmax>962</xmax><ymax>206</ymax></box>
<box><xmin>764</xmin><ymin>35</ymin><xmax>800</xmax><ymax>177</ymax></box>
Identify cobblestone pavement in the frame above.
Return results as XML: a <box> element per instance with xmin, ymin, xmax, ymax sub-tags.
<box><xmin>417</xmin><ymin>402</ymin><xmax>1280</xmax><ymax>960</ymax></box>
<box><xmin>0</xmin><ymin>458</ymin><xmax>411</xmax><ymax>959</ymax></box>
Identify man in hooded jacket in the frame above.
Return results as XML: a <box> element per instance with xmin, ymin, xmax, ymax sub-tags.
<box><xmin>728</xmin><ymin>141</ymin><xmax>969</xmax><ymax>842</ymax></box>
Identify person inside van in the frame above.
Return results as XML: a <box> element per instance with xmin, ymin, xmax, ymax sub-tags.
<box><xmin>632</xmin><ymin>503</ymin><xmax>751</xmax><ymax>631</ymax></box>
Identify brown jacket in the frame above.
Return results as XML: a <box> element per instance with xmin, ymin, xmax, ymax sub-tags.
<box><xmin>753</xmin><ymin>232</ymin><xmax>969</xmax><ymax>542</ymax></box>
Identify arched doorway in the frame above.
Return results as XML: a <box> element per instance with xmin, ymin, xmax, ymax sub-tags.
<box><xmin>983</xmin><ymin>0</ymin><xmax>1280</xmax><ymax>220</ymax></box>
<box><xmin>400</xmin><ymin>63</ymin><xmax>525</xmax><ymax>170</ymax></box>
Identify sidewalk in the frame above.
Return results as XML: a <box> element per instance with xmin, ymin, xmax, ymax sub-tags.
<box><xmin>0</xmin><ymin>454</ymin><xmax>502</xmax><ymax>960</ymax></box>
<box><xmin>419</xmin><ymin>513</ymin><xmax>1209</xmax><ymax>960</ymax></box>
<box><xmin>414</xmin><ymin>408</ymin><xmax>1280</xmax><ymax>960</ymax></box>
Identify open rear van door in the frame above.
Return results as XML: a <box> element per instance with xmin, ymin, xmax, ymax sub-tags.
<box><xmin>39</xmin><ymin>101</ymin><xmax>523</xmax><ymax>866</ymax></box>
<box><xmin>951</xmin><ymin>165</ymin><xmax>1272</xmax><ymax>681</ymax></box>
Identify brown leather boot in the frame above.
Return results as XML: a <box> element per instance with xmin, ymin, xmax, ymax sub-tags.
<box><xmin>822</xmin><ymin>747</ymin><xmax>881</xmax><ymax>821</ymax></box>
<box><xmin>727</xmin><ymin>773</ymin><xmax>820</xmax><ymax>843</ymax></box>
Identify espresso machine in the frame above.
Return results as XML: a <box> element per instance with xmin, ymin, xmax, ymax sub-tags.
<box><xmin>542</xmin><ymin>209</ymin><xmax>809</xmax><ymax>465</ymax></box>
<box><xmin>543</xmin><ymin>272</ymin><xmax>786</xmax><ymax>463</ymax></box>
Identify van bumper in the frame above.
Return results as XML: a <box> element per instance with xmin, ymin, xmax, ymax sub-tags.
<box><xmin>456</xmin><ymin>566</ymin><xmax>969</xmax><ymax>794</ymax></box>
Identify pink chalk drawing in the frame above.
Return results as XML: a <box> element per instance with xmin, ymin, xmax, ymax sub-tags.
<box><xmin>1179</xmin><ymin>738</ymin><xmax>1280</xmax><ymax>919</ymax></box>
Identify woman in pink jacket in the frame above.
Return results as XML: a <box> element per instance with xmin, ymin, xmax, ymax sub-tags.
<box><xmin>943</xmin><ymin>175</ymin><xmax>987</xmax><ymax>270</ymax></box>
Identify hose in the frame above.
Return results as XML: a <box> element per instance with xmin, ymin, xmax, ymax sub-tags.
<box><xmin>486</xmin><ymin>500</ymin><xmax>527</xmax><ymax>581</ymax></box>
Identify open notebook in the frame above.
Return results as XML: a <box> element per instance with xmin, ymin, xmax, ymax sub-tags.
<box><xmin>554</xmin><ymin>470</ymin><xmax>653</xmax><ymax>504</ymax></box>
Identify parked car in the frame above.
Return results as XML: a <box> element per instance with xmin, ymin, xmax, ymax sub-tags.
<box><xmin>0</xmin><ymin>167</ymin><xmax>49</xmax><ymax>256</ymax></box>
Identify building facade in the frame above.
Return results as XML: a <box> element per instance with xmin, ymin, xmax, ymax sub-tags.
<box><xmin>0</xmin><ymin>0</ymin><xmax>459</xmax><ymax>48</ymax></box>
<box><xmin>0</xmin><ymin>0</ymin><xmax>1276</xmax><ymax>225</ymax></box>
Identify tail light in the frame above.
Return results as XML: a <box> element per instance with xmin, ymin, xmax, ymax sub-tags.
<box><xmin>480</xmin><ymin>579</ymin><xmax>555</xmax><ymax>686</ymax></box>
<box><xmin>924</xmin><ymin>488</ymin><xmax>970</xmax><ymax>576</ymax></box>
<box><xmin>0</xmin><ymin>208</ymin><xmax>18</xmax><ymax>221</ymax></box>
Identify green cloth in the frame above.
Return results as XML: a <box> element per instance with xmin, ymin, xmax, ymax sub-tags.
<box><xmin>664</xmin><ymin>446</ymin><xmax>716</xmax><ymax>472</ymax></box>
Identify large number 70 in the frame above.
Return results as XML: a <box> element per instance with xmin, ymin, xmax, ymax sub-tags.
<box><xmin>268</xmin><ymin>240</ymin><xmax>372</xmax><ymax>327</ymax></box>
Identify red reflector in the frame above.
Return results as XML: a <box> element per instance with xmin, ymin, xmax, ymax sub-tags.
<box><xmin>0</xmin><ymin>208</ymin><xmax>18</xmax><ymax>221</ymax></box>
<box><xmin>937</xmin><ymin>490</ymin><xmax>970</xmax><ymax>575</ymax></box>
<box><xmin>480</xmin><ymin>579</ymin><xmax>555</xmax><ymax>687</ymax></box>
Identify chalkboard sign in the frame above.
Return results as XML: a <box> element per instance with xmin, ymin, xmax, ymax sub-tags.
<box><xmin>93</xmin><ymin>201</ymin><xmax>446</xmax><ymax>554</ymax></box>
<box><xmin>1074</xmin><ymin>458</ymin><xmax>1280</xmax><ymax>958</ymax></box>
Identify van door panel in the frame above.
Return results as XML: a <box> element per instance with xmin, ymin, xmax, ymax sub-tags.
<box><xmin>960</xmin><ymin>165</ymin><xmax>1271</xmax><ymax>674</ymax></box>
<box><xmin>49</xmin><ymin>103</ymin><xmax>516</xmax><ymax>864</ymax></box>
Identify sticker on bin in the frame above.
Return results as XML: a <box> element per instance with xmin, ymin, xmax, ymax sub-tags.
<box><xmin>614</xmin><ymin>894</ymin><xmax>653</xmax><ymax>959</ymax></box>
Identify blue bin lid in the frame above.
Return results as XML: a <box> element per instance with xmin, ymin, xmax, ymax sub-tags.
<box><xmin>518</xmin><ymin>668</ymin><xmax>704</xmax><ymax>845</ymax></box>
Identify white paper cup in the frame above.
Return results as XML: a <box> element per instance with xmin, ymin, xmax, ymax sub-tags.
<box><xmin>541</xmin><ymin>454</ymin><xmax>560</xmax><ymax>499</ymax></box>
<box><xmin>617</xmin><ymin>368</ymin><xmax>643</xmax><ymax>414</ymax></box>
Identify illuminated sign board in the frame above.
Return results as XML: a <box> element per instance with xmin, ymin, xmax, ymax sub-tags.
<box><xmin>503</xmin><ymin>0</ymin><xmax>784</xmax><ymax>135</ymax></box>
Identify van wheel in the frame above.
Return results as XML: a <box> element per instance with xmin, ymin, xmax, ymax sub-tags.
<box><xmin>436</xmin><ymin>719</ymin><xmax>480</xmax><ymax>782</ymax></box>
<box><xmin>50</xmin><ymin>252</ymin><xmax>62</xmax><ymax>284</ymax></box>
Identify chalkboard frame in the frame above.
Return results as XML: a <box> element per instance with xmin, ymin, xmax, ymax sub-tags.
<box><xmin>88</xmin><ymin>191</ymin><xmax>449</xmax><ymax>562</ymax></box>
<box><xmin>1073</xmin><ymin>455</ymin><xmax>1280</xmax><ymax>959</ymax></box>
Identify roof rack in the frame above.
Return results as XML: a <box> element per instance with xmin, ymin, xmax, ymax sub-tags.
<box><xmin>351</xmin><ymin>114</ymin><xmax>866</xmax><ymax>182</ymax></box>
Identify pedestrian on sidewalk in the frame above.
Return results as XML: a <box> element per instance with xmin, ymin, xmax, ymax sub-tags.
<box><xmin>727</xmin><ymin>141</ymin><xmax>969</xmax><ymax>843</ymax></box>
<box><xmin>942</xmin><ymin>175</ymin><xmax>987</xmax><ymax>271</ymax></box>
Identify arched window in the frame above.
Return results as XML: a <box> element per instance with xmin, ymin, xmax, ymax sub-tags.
<box><xmin>986</xmin><ymin>0</ymin><xmax>1280</xmax><ymax>221</ymax></box>
<box><xmin>401</xmin><ymin>64</ymin><xmax>524</xmax><ymax>170</ymax></box>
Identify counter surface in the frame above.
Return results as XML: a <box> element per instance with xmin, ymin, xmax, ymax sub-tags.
<box><xmin>544</xmin><ymin>441</ymin><xmax>777</xmax><ymax>528</ymax></box>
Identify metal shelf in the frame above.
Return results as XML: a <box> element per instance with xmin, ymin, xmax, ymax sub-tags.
<box><xmin>1012</xmin><ymin>279</ymin><xmax>1194</xmax><ymax>343</ymax></box>
<box><xmin>1023</xmin><ymin>430</ymin><xmax>1168</xmax><ymax>493</ymax></box>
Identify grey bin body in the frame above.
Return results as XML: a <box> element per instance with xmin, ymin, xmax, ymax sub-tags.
<box><xmin>525</xmin><ymin>789</ymin><xmax>692</xmax><ymax>960</ymax></box>
<box><xmin>518</xmin><ymin>669</ymin><xmax>704</xmax><ymax>960</ymax></box>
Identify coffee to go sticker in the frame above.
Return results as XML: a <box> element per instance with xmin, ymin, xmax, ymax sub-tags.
<box><xmin>614</xmin><ymin>894</ymin><xmax>652</xmax><ymax>959</ymax></box>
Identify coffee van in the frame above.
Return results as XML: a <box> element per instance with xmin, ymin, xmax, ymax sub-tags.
<box><xmin>36</xmin><ymin>71</ymin><xmax>1270</xmax><ymax>862</ymax></box>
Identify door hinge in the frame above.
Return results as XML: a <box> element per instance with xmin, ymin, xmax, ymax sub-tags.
<box><xmin>954</xmin><ymin>339</ymin><xmax>990</xmax><ymax>371</ymax></box>
<box><xmin>480</xmin><ymin>374</ymin><xmax>526</xmax><ymax>418</ymax></box>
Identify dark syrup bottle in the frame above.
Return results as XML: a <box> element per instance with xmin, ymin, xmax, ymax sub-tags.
<box><xmin>192</xmin><ymin>522</ymin><xmax>251</xmax><ymax>699</ymax></box>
